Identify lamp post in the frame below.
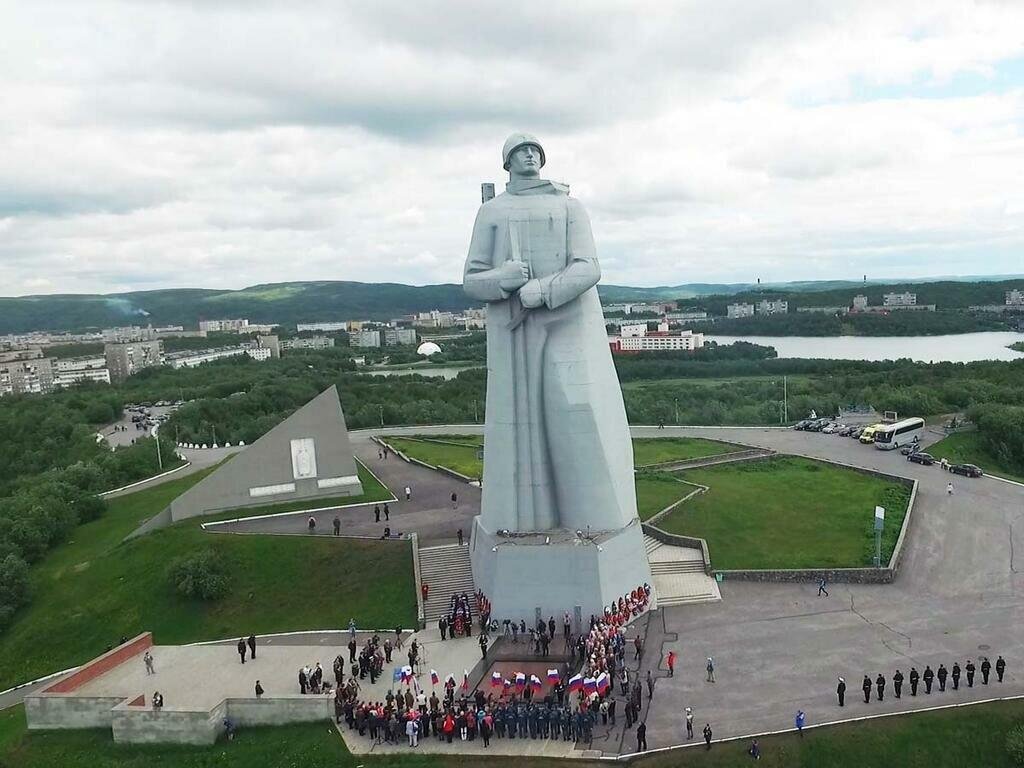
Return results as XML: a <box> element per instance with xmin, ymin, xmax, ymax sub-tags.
<box><xmin>873</xmin><ymin>506</ymin><xmax>885</xmax><ymax>567</ymax></box>
<box><xmin>673</xmin><ymin>398</ymin><xmax>679</xmax><ymax>424</ymax></box>
<box><xmin>378</xmin><ymin>404</ymin><xmax>385</xmax><ymax>428</ymax></box>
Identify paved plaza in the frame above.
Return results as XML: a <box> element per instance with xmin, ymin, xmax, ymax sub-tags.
<box><xmin>10</xmin><ymin>422</ymin><xmax>1024</xmax><ymax>758</ymax></box>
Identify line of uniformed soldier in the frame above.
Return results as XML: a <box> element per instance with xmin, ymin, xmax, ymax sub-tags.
<box><xmin>490</xmin><ymin>701</ymin><xmax>597</xmax><ymax>743</ymax></box>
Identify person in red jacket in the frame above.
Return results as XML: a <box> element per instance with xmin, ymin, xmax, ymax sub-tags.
<box><xmin>667</xmin><ymin>650</ymin><xmax>677</xmax><ymax>677</ymax></box>
<box><xmin>442</xmin><ymin>712</ymin><xmax>456</xmax><ymax>743</ymax></box>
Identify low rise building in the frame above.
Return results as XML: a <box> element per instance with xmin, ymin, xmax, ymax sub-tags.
<box><xmin>258</xmin><ymin>335</ymin><xmax>282</xmax><ymax>358</ymax></box>
<box><xmin>883</xmin><ymin>291</ymin><xmax>916</xmax><ymax>307</ymax></box>
<box><xmin>726</xmin><ymin>302</ymin><xmax>754</xmax><ymax>319</ymax></box>
<box><xmin>383</xmin><ymin>328</ymin><xmax>418</xmax><ymax>346</ymax></box>
<box><xmin>608</xmin><ymin>322</ymin><xmax>704</xmax><ymax>354</ymax></box>
<box><xmin>756</xmin><ymin>299</ymin><xmax>788</xmax><ymax>315</ymax></box>
<box><xmin>199</xmin><ymin>318</ymin><xmax>250</xmax><ymax>333</ymax></box>
<box><xmin>297</xmin><ymin>322</ymin><xmax>348</xmax><ymax>332</ymax></box>
<box><xmin>165</xmin><ymin>345</ymin><xmax>269</xmax><ymax>369</ymax></box>
<box><xmin>53</xmin><ymin>357</ymin><xmax>111</xmax><ymax>388</ymax></box>
<box><xmin>104</xmin><ymin>341</ymin><xmax>163</xmax><ymax>382</ymax></box>
<box><xmin>620</xmin><ymin>324</ymin><xmax>648</xmax><ymax>337</ymax></box>
<box><xmin>281</xmin><ymin>336</ymin><xmax>336</xmax><ymax>351</ymax></box>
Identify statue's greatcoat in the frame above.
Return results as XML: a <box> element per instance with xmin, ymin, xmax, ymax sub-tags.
<box><xmin>464</xmin><ymin>179</ymin><xmax>638</xmax><ymax>532</ymax></box>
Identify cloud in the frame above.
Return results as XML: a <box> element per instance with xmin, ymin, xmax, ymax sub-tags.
<box><xmin>1</xmin><ymin>0</ymin><xmax>1023</xmax><ymax>295</ymax></box>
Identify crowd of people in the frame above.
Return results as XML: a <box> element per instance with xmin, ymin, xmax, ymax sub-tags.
<box><xmin>838</xmin><ymin>655</ymin><xmax>1007</xmax><ymax>705</ymax></box>
<box><xmin>438</xmin><ymin>592</ymin><xmax>482</xmax><ymax>640</ymax></box>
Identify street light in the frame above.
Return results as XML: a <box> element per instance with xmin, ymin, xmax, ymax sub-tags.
<box><xmin>378</xmin><ymin>404</ymin><xmax>384</xmax><ymax>428</ymax></box>
<box><xmin>873</xmin><ymin>506</ymin><xmax>885</xmax><ymax>567</ymax></box>
<box><xmin>673</xmin><ymin>398</ymin><xmax>679</xmax><ymax>424</ymax></box>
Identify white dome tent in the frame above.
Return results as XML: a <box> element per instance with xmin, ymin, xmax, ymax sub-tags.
<box><xmin>417</xmin><ymin>341</ymin><xmax>442</xmax><ymax>357</ymax></box>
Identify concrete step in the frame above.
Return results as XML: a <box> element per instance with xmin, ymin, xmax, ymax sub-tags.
<box><xmin>418</xmin><ymin>544</ymin><xmax>476</xmax><ymax>623</ymax></box>
<box><xmin>658</xmin><ymin>593</ymin><xmax>720</xmax><ymax>606</ymax></box>
<box><xmin>650</xmin><ymin>561</ymin><xmax>706</xmax><ymax>574</ymax></box>
<box><xmin>643</xmin><ymin>535</ymin><xmax>662</xmax><ymax>555</ymax></box>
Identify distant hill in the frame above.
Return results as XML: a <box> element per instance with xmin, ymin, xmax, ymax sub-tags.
<box><xmin>0</xmin><ymin>276</ymin><xmax>1021</xmax><ymax>334</ymax></box>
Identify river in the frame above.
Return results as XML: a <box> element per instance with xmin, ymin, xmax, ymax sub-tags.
<box><xmin>706</xmin><ymin>331</ymin><xmax>1024</xmax><ymax>363</ymax></box>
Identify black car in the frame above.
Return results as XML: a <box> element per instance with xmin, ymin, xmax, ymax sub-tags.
<box><xmin>900</xmin><ymin>442</ymin><xmax>921</xmax><ymax>456</ymax></box>
<box><xmin>793</xmin><ymin>420</ymin><xmax>811</xmax><ymax>430</ymax></box>
<box><xmin>907</xmin><ymin>452</ymin><xmax>935</xmax><ymax>466</ymax></box>
<box><xmin>850</xmin><ymin>427</ymin><xmax>865</xmax><ymax>439</ymax></box>
<box><xmin>949</xmin><ymin>463</ymin><xmax>983</xmax><ymax>478</ymax></box>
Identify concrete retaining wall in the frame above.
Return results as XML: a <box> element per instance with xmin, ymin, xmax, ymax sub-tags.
<box><xmin>226</xmin><ymin>695</ymin><xmax>330</xmax><ymax>726</ymax></box>
<box><xmin>25</xmin><ymin>695</ymin><xmax>125</xmax><ymax>730</ymax></box>
<box><xmin>45</xmin><ymin>633</ymin><xmax>152</xmax><ymax>693</ymax></box>
<box><xmin>375</xmin><ymin>436</ymin><xmax>478</xmax><ymax>484</ymax></box>
<box><xmin>112</xmin><ymin>700</ymin><xmax>225</xmax><ymax>745</ymax></box>
<box><xmin>715</xmin><ymin>567</ymin><xmax>893</xmax><ymax>584</ymax></box>
<box><xmin>641</xmin><ymin>524</ymin><xmax>711</xmax><ymax>574</ymax></box>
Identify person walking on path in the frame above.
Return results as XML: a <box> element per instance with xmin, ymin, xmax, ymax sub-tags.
<box><xmin>817</xmin><ymin>577</ymin><xmax>829</xmax><ymax>597</ymax></box>
<box><xmin>237</xmin><ymin>638</ymin><xmax>247</xmax><ymax>664</ymax></box>
<box><xmin>952</xmin><ymin>662</ymin><xmax>961</xmax><ymax>690</ymax></box>
<box><xmin>479</xmin><ymin>632</ymin><xmax>489</xmax><ymax>659</ymax></box>
<box><xmin>748</xmin><ymin>740</ymin><xmax>761</xmax><ymax>760</ymax></box>
<box><xmin>836</xmin><ymin>676</ymin><xmax>846</xmax><ymax>706</ymax></box>
<box><xmin>451</xmin><ymin>492</ymin><xmax>458</xmax><ymax>510</ymax></box>
<box><xmin>308</xmin><ymin>516</ymin><xmax>316</xmax><ymax>532</ymax></box>
<box><xmin>405</xmin><ymin>486</ymin><xmax>412</xmax><ymax>501</ymax></box>
<box><xmin>703</xmin><ymin>723</ymin><xmax>713</xmax><ymax>750</ymax></box>
<box><xmin>685</xmin><ymin>707</ymin><xmax>694</xmax><ymax>740</ymax></box>
<box><xmin>457</xmin><ymin>528</ymin><xmax>464</xmax><ymax>546</ymax></box>
<box><xmin>247</xmin><ymin>634</ymin><xmax>257</xmax><ymax>660</ymax></box>
<box><xmin>636</xmin><ymin>721</ymin><xmax>647</xmax><ymax>752</ymax></box>
<box><xmin>384</xmin><ymin>504</ymin><xmax>390</xmax><ymax>521</ymax></box>
<box><xmin>255</xmin><ymin>680</ymin><xmax>264</xmax><ymax>699</ymax></box>
<box><xmin>876</xmin><ymin>673</ymin><xmax>886</xmax><ymax>701</ymax></box>
<box><xmin>966</xmin><ymin>659</ymin><xmax>976</xmax><ymax>687</ymax></box>
<box><xmin>893</xmin><ymin>669</ymin><xmax>904</xmax><ymax>698</ymax></box>
<box><xmin>923</xmin><ymin>666</ymin><xmax>934</xmax><ymax>694</ymax></box>
<box><xmin>706</xmin><ymin>657</ymin><xmax>715</xmax><ymax>683</ymax></box>
<box><xmin>646</xmin><ymin>670</ymin><xmax>655</xmax><ymax>700</ymax></box>
<box><xmin>143</xmin><ymin>651</ymin><xmax>155</xmax><ymax>675</ymax></box>
<box><xmin>997</xmin><ymin>656</ymin><xmax>1006</xmax><ymax>683</ymax></box>
<box><xmin>938</xmin><ymin>664</ymin><xmax>948</xmax><ymax>692</ymax></box>
<box><xmin>667</xmin><ymin>651</ymin><xmax>677</xmax><ymax>677</ymax></box>
<box><xmin>795</xmin><ymin>710</ymin><xmax>805</xmax><ymax>737</ymax></box>
<box><xmin>634</xmin><ymin>635</ymin><xmax>643</xmax><ymax>660</ymax></box>
<box><xmin>981</xmin><ymin>657</ymin><xmax>992</xmax><ymax>685</ymax></box>
<box><xmin>333</xmin><ymin>516</ymin><xmax>341</xmax><ymax>535</ymax></box>
<box><xmin>909</xmin><ymin>667</ymin><xmax>919</xmax><ymax>696</ymax></box>
<box><xmin>374</xmin><ymin>506</ymin><xmax>380</xmax><ymax>523</ymax></box>
<box><xmin>862</xmin><ymin>675</ymin><xmax>872</xmax><ymax>703</ymax></box>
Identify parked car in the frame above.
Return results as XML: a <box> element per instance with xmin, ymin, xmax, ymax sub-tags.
<box><xmin>907</xmin><ymin>452</ymin><xmax>935</xmax><ymax>466</ymax></box>
<box><xmin>900</xmin><ymin>442</ymin><xmax>921</xmax><ymax>456</ymax></box>
<box><xmin>949</xmin><ymin>463</ymin><xmax>983</xmax><ymax>478</ymax></box>
<box><xmin>793</xmin><ymin>420</ymin><xmax>811</xmax><ymax>430</ymax></box>
<box><xmin>849</xmin><ymin>427</ymin><xmax>865</xmax><ymax>439</ymax></box>
<box><xmin>836</xmin><ymin>425</ymin><xmax>854</xmax><ymax>436</ymax></box>
<box><xmin>809</xmin><ymin>418</ymin><xmax>831</xmax><ymax>432</ymax></box>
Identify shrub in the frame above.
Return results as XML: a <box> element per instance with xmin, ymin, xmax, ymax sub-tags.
<box><xmin>166</xmin><ymin>549</ymin><xmax>229</xmax><ymax>600</ymax></box>
<box><xmin>1008</xmin><ymin>723</ymin><xmax>1024</xmax><ymax>766</ymax></box>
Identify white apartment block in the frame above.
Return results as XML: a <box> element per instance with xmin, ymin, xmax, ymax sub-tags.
<box><xmin>883</xmin><ymin>292</ymin><xmax>917</xmax><ymax>307</ymax></box>
<box><xmin>1006</xmin><ymin>289</ymin><xmax>1024</xmax><ymax>306</ymax></box>
<box><xmin>297</xmin><ymin>322</ymin><xmax>348</xmax><ymax>332</ymax></box>
<box><xmin>617</xmin><ymin>331</ymin><xmax>705</xmax><ymax>352</ymax></box>
<box><xmin>726</xmin><ymin>302</ymin><xmax>755</xmax><ymax>319</ymax></box>
<box><xmin>350</xmin><ymin>330</ymin><xmax>382</xmax><ymax>348</ymax></box>
<box><xmin>756</xmin><ymin>300</ymin><xmax>788</xmax><ymax>315</ymax></box>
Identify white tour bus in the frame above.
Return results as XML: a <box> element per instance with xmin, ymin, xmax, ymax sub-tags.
<box><xmin>873</xmin><ymin>417</ymin><xmax>926</xmax><ymax>450</ymax></box>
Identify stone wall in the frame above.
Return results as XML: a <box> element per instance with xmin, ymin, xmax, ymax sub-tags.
<box><xmin>715</xmin><ymin>567</ymin><xmax>893</xmax><ymax>584</ymax></box>
<box><xmin>111</xmin><ymin>700</ymin><xmax>225</xmax><ymax>745</ymax></box>
<box><xmin>226</xmin><ymin>696</ymin><xmax>330</xmax><ymax>726</ymax></box>
<box><xmin>44</xmin><ymin>632</ymin><xmax>152</xmax><ymax>693</ymax></box>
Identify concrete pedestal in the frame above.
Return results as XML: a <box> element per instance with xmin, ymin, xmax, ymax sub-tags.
<box><xmin>469</xmin><ymin>516</ymin><xmax>653</xmax><ymax>626</ymax></box>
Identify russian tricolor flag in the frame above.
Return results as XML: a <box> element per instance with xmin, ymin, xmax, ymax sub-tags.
<box><xmin>503</xmin><ymin>678</ymin><xmax>512</xmax><ymax>691</ymax></box>
<box><xmin>583</xmin><ymin>677</ymin><xmax>598</xmax><ymax>694</ymax></box>
<box><xmin>515</xmin><ymin>672</ymin><xmax>526</xmax><ymax>690</ymax></box>
<box><xmin>430</xmin><ymin>669</ymin><xmax>440</xmax><ymax>686</ymax></box>
<box><xmin>491</xmin><ymin>671</ymin><xmax>502</xmax><ymax>687</ymax></box>
<box><xmin>567</xmin><ymin>674</ymin><xmax>583</xmax><ymax>692</ymax></box>
<box><xmin>547</xmin><ymin>669</ymin><xmax>560</xmax><ymax>685</ymax></box>
<box><xmin>401</xmin><ymin>665</ymin><xmax>413</xmax><ymax>682</ymax></box>
<box><xmin>596</xmin><ymin>672</ymin><xmax>610</xmax><ymax>693</ymax></box>
<box><xmin>530</xmin><ymin>674</ymin><xmax>543</xmax><ymax>692</ymax></box>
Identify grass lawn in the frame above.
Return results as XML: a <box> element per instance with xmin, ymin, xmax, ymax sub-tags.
<box><xmin>0</xmin><ymin>469</ymin><xmax>415</xmax><ymax>691</ymax></box>
<box><xmin>631</xmin><ymin>437</ymin><xmax>741</xmax><ymax>467</ymax></box>
<box><xmin>635</xmin><ymin>473</ymin><xmax>697</xmax><ymax>521</ymax></box>
<box><xmin>657</xmin><ymin>456</ymin><xmax>911</xmax><ymax>570</ymax></box>
<box><xmin>4</xmin><ymin>697</ymin><xmax>1024</xmax><ymax>767</ymax></box>
<box><xmin>385</xmin><ymin>437</ymin><xmax>484</xmax><ymax>479</ymax></box>
<box><xmin>927</xmin><ymin>431</ymin><xmax>1024</xmax><ymax>484</ymax></box>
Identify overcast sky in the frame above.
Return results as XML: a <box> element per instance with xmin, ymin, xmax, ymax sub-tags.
<box><xmin>2</xmin><ymin>1</ymin><xmax>1023</xmax><ymax>296</ymax></box>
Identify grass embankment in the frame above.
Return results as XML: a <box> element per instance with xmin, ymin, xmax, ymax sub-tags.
<box><xmin>658</xmin><ymin>456</ymin><xmax>911</xmax><ymax>570</ymax></box>
<box><xmin>927</xmin><ymin>431</ymin><xmax>1024</xmax><ymax>484</ymax></box>
<box><xmin>4</xmin><ymin>698</ymin><xmax>1024</xmax><ymax>767</ymax></box>
<box><xmin>383</xmin><ymin>435</ymin><xmax>737</xmax><ymax>519</ymax></box>
<box><xmin>0</xmin><ymin>468</ymin><xmax>415</xmax><ymax>691</ymax></box>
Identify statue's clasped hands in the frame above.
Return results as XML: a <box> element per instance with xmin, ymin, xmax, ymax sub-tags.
<box><xmin>499</xmin><ymin>260</ymin><xmax>544</xmax><ymax>308</ymax></box>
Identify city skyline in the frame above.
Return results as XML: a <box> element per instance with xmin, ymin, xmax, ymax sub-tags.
<box><xmin>2</xmin><ymin>2</ymin><xmax>1024</xmax><ymax>295</ymax></box>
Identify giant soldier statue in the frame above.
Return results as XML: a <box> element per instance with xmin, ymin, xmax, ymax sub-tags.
<box><xmin>463</xmin><ymin>133</ymin><xmax>652</xmax><ymax>621</ymax></box>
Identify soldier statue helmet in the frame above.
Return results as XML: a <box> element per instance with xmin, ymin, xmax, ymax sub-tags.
<box><xmin>502</xmin><ymin>132</ymin><xmax>546</xmax><ymax>171</ymax></box>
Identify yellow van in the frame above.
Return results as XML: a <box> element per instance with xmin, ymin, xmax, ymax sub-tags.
<box><xmin>859</xmin><ymin>424</ymin><xmax>884</xmax><ymax>444</ymax></box>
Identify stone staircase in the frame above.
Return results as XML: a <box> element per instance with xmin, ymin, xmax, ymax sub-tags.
<box><xmin>644</xmin><ymin>535</ymin><xmax>721</xmax><ymax>607</ymax></box>
<box><xmin>418</xmin><ymin>544</ymin><xmax>477</xmax><ymax>623</ymax></box>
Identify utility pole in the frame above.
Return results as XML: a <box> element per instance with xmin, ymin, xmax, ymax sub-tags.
<box><xmin>673</xmin><ymin>398</ymin><xmax>679</xmax><ymax>424</ymax></box>
<box><xmin>155</xmin><ymin>432</ymin><xmax>163</xmax><ymax>470</ymax></box>
<box><xmin>379</xmin><ymin>404</ymin><xmax>384</xmax><ymax>428</ymax></box>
